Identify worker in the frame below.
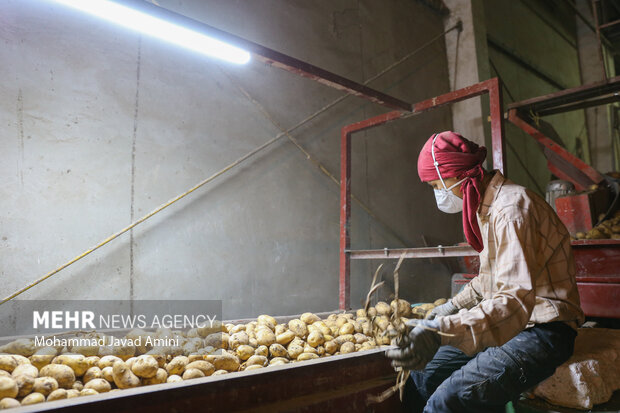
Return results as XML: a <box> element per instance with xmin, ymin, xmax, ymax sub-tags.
<box><xmin>386</xmin><ymin>131</ymin><xmax>584</xmax><ymax>412</ymax></box>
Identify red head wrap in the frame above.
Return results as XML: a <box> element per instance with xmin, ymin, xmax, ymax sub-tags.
<box><xmin>417</xmin><ymin>131</ymin><xmax>487</xmax><ymax>252</ymax></box>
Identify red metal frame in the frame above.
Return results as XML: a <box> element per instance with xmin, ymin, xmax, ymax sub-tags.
<box><xmin>507</xmin><ymin>109</ymin><xmax>606</xmax><ymax>191</ymax></box>
<box><xmin>339</xmin><ymin>78</ymin><xmax>505</xmax><ymax>310</ymax></box>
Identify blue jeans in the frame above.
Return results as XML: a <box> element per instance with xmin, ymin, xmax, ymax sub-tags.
<box><xmin>402</xmin><ymin>321</ymin><xmax>577</xmax><ymax>413</ymax></box>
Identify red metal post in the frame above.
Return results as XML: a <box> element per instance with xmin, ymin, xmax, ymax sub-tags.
<box><xmin>488</xmin><ymin>78</ymin><xmax>506</xmax><ymax>174</ymax></box>
<box><xmin>339</xmin><ymin>127</ymin><xmax>351</xmax><ymax>311</ymax></box>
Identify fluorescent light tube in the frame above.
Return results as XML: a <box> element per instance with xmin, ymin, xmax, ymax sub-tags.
<box><xmin>50</xmin><ymin>0</ymin><xmax>251</xmax><ymax>64</ymax></box>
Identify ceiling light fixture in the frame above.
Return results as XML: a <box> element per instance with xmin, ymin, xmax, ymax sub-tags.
<box><xmin>50</xmin><ymin>0</ymin><xmax>251</xmax><ymax>64</ymax></box>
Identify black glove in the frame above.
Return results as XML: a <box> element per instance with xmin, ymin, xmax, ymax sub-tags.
<box><xmin>426</xmin><ymin>300</ymin><xmax>458</xmax><ymax>320</ymax></box>
<box><xmin>385</xmin><ymin>319</ymin><xmax>441</xmax><ymax>371</ymax></box>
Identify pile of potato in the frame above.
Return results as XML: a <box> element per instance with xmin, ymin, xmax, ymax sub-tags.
<box><xmin>573</xmin><ymin>210</ymin><xmax>620</xmax><ymax>240</ymax></box>
<box><xmin>0</xmin><ymin>298</ymin><xmax>446</xmax><ymax>409</ymax></box>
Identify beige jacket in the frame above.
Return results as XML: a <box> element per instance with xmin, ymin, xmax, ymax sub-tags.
<box><xmin>438</xmin><ymin>172</ymin><xmax>584</xmax><ymax>355</ymax></box>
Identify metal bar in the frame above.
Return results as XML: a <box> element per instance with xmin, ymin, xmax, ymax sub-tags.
<box><xmin>599</xmin><ymin>17</ymin><xmax>620</xmax><ymax>29</ymax></box>
<box><xmin>506</xmin><ymin>75</ymin><xmax>620</xmax><ymax>112</ymax></box>
<box><xmin>117</xmin><ymin>0</ymin><xmax>412</xmax><ymax>111</ymax></box>
<box><xmin>591</xmin><ymin>0</ymin><xmax>608</xmax><ymax>81</ymax></box>
<box><xmin>348</xmin><ymin>246</ymin><xmax>478</xmax><ymax>260</ymax></box>
<box><xmin>488</xmin><ymin>77</ymin><xmax>506</xmax><ymax>175</ymax></box>
<box><xmin>507</xmin><ymin>109</ymin><xmax>606</xmax><ymax>190</ymax></box>
<box><xmin>536</xmin><ymin>93</ymin><xmax>620</xmax><ymax>116</ymax></box>
<box><xmin>339</xmin><ymin>127</ymin><xmax>351</xmax><ymax>311</ymax></box>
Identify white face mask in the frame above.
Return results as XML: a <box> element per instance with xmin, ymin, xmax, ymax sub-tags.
<box><xmin>434</xmin><ymin>179</ymin><xmax>466</xmax><ymax>214</ymax></box>
<box><xmin>430</xmin><ymin>134</ymin><xmax>465</xmax><ymax>214</ymax></box>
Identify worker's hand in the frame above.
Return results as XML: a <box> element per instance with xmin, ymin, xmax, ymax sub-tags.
<box><xmin>385</xmin><ymin>319</ymin><xmax>441</xmax><ymax>371</ymax></box>
<box><xmin>426</xmin><ymin>299</ymin><xmax>458</xmax><ymax>320</ymax></box>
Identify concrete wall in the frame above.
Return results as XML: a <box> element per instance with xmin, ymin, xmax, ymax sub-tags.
<box><xmin>0</xmin><ymin>0</ymin><xmax>458</xmax><ymax>319</ymax></box>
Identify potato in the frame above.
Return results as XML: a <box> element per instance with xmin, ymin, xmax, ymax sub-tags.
<box><xmin>53</xmin><ymin>354</ymin><xmax>88</xmax><ymax>377</ymax></box>
<box><xmin>32</xmin><ymin>376</ymin><xmax>58</xmax><ymax>396</ymax></box>
<box><xmin>204</xmin><ymin>333</ymin><xmax>224</xmax><ymax>349</ymax></box>
<box><xmin>391</xmin><ymin>299</ymin><xmax>412</xmax><ymax>317</ymax></box>
<box><xmin>206</xmin><ymin>354</ymin><xmax>240</xmax><ymax>372</ymax></box>
<box><xmin>335</xmin><ymin>316</ymin><xmax>348</xmax><ymax>328</ymax></box>
<box><xmin>324</xmin><ymin>341</ymin><xmax>338</xmax><ymax>354</ymax></box>
<box><xmin>373</xmin><ymin>316</ymin><xmax>390</xmax><ymax>331</ymax></box>
<box><xmin>335</xmin><ymin>334</ymin><xmax>355</xmax><ymax>345</ymax></box>
<box><xmin>354</xmin><ymin>333</ymin><xmax>369</xmax><ymax>344</ymax></box>
<box><xmin>356</xmin><ymin>309</ymin><xmax>367</xmax><ymax>318</ymax></box>
<box><xmin>166</xmin><ymin>374</ymin><xmax>183</xmax><ymax>383</ymax></box>
<box><xmin>300</xmin><ymin>313</ymin><xmax>321</xmax><ymax>324</ymax></box>
<box><xmin>245</xmin><ymin>355</ymin><xmax>268</xmax><ymax>367</ymax></box>
<box><xmin>236</xmin><ymin>345</ymin><xmax>254</xmax><ymax>361</ymax></box>
<box><xmin>83</xmin><ymin>367</ymin><xmax>103</xmax><ymax>384</ymax></box>
<box><xmin>0</xmin><ymin>371</ymin><xmax>8</xmax><ymax>378</ymax></box>
<box><xmin>287</xmin><ymin>343</ymin><xmax>304</xmax><ymax>360</ymax></box>
<box><xmin>248</xmin><ymin>338</ymin><xmax>258</xmax><ymax>349</ymax></box>
<box><xmin>252</xmin><ymin>346</ymin><xmax>266</xmax><ymax>358</ymax></box>
<box><xmin>112</xmin><ymin>361</ymin><xmax>140</xmax><ymax>389</ymax></box>
<box><xmin>80</xmin><ymin>388</ymin><xmax>99</xmax><ymax>396</ymax></box>
<box><xmin>0</xmin><ymin>397</ymin><xmax>20</xmax><ymax>408</ymax></box>
<box><xmin>72</xmin><ymin>380</ymin><xmax>84</xmax><ymax>391</ymax></box>
<box><xmin>340</xmin><ymin>342</ymin><xmax>356</xmax><ymax>354</ymax></box>
<box><xmin>21</xmin><ymin>392</ymin><xmax>45</xmax><ymax>405</ymax></box>
<box><xmin>70</xmin><ymin>343</ymin><xmax>99</xmax><ymax>357</ymax></box>
<box><xmin>303</xmin><ymin>344</ymin><xmax>318</xmax><ymax>355</ymax></box>
<box><xmin>47</xmin><ymin>388</ymin><xmax>68</xmax><ymax>401</ymax></box>
<box><xmin>131</xmin><ymin>355</ymin><xmax>158</xmax><ymax>379</ymax></box>
<box><xmin>306</xmin><ymin>331</ymin><xmax>324</xmax><ymax>348</ymax></box>
<box><xmin>268</xmin><ymin>344</ymin><xmax>287</xmax><ymax>358</ymax></box>
<box><xmin>140</xmin><ymin>367</ymin><xmax>166</xmax><ymax>385</ymax></box>
<box><xmin>297</xmin><ymin>353</ymin><xmax>319</xmax><ymax>361</ymax></box>
<box><xmin>288</xmin><ymin>319</ymin><xmax>308</xmax><ymax>338</ymax></box>
<box><xmin>276</xmin><ymin>330</ymin><xmax>296</xmax><ymax>346</ymax></box>
<box><xmin>145</xmin><ymin>352</ymin><xmax>166</xmax><ymax>369</ymax></box>
<box><xmin>12</xmin><ymin>364</ymin><xmax>37</xmax><ymax>379</ymax></box>
<box><xmin>244</xmin><ymin>365</ymin><xmax>263</xmax><ymax>371</ymax></box>
<box><xmin>269</xmin><ymin>357</ymin><xmax>289</xmax><ymax>366</ymax></box>
<box><xmin>182</xmin><ymin>368</ymin><xmax>204</xmax><ymax>380</ymax></box>
<box><xmin>229</xmin><ymin>324</ymin><xmax>245</xmax><ymax>334</ymax></box>
<box><xmin>229</xmin><ymin>332</ymin><xmax>249</xmax><ymax>350</ymax></box>
<box><xmin>339</xmin><ymin>323</ymin><xmax>355</xmax><ymax>336</ymax></box>
<box><xmin>101</xmin><ymin>367</ymin><xmax>114</xmax><ymax>383</ymax></box>
<box><xmin>40</xmin><ymin>364</ymin><xmax>75</xmax><ymax>389</ymax></box>
<box><xmin>165</xmin><ymin>356</ymin><xmax>189</xmax><ymax>376</ymax></box>
<box><xmin>0</xmin><ymin>356</ymin><xmax>18</xmax><ymax>374</ymax></box>
<box><xmin>0</xmin><ymin>339</ymin><xmax>36</xmax><ymax>357</ymax></box>
<box><xmin>185</xmin><ymin>361</ymin><xmax>214</xmax><ymax>377</ymax></box>
<box><xmin>14</xmin><ymin>374</ymin><xmax>34</xmax><ymax>397</ymax></box>
<box><xmin>0</xmin><ymin>377</ymin><xmax>18</xmax><ymax>399</ymax></box>
<box><xmin>375</xmin><ymin>302</ymin><xmax>391</xmax><ymax>316</ymax></box>
<box><xmin>257</xmin><ymin>315</ymin><xmax>277</xmax><ymax>330</ymax></box>
<box><xmin>255</xmin><ymin>328</ymin><xmax>276</xmax><ymax>347</ymax></box>
<box><xmin>97</xmin><ymin>355</ymin><xmax>122</xmax><ymax>370</ymax></box>
<box><xmin>84</xmin><ymin>378</ymin><xmax>111</xmax><ymax>393</ymax></box>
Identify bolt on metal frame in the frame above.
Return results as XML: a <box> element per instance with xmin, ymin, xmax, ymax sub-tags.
<box><xmin>339</xmin><ymin>78</ymin><xmax>505</xmax><ymax>310</ymax></box>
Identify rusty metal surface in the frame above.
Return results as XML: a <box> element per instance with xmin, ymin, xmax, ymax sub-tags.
<box><xmin>506</xmin><ymin>75</ymin><xmax>620</xmax><ymax>113</ymax></box>
<box><xmin>14</xmin><ymin>348</ymin><xmax>403</xmax><ymax>413</ymax></box>
<box><xmin>348</xmin><ymin>245</ymin><xmax>478</xmax><ymax>260</ymax></box>
<box><xmin>118</xmin><ymin>0</ymin><xmax>412</xmax><ymax>111</ymax></box>
<box><xmin>507</xmin><ymin>110</ymin><xmax>605</xmax><ymax>191</ymax></box>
